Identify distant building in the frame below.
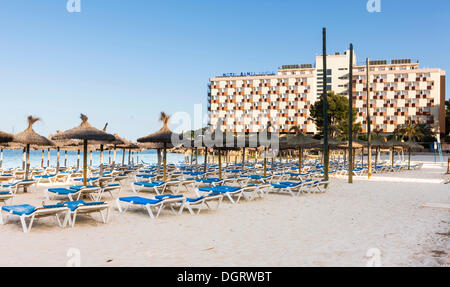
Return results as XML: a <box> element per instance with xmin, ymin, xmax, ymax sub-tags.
<box><xmin>208</xmin><ymin>50</ymin><xmax>446</xmax><ymax>136</ymax></box>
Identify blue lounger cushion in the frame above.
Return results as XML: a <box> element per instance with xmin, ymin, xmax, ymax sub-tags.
<box><xmin>134</xmin><ymin>182</ymin><xmax>164</xmax><ymax>188</ymax></box>
<box><xmin>0</xmin><ymin>192</ymin><xmax>11</xmax><ymax>195</ymax></box>
<box><xmin>63</xmin><ymin>200</ymin><xmax>105</xmax><ymax>211</ymax></box>
<box><xmin>195</xmin><ymin>178</ymin><xmax>221</xmax><ymax>183</ymax></box>
<box><xmin>48</xmin><ymin>188</ymin><xmax>79</xmax><ymax>195</ymax></box>
<box><xmin>70</xmin><ymin>185</ymin><xmax>99</xmax><ymax>191</ymax></box>
<box><xmin>154</xmin><ymin>194</ymin><xmax>184</xmax><ymax>200</ymax></box>
<box><xmin>198</xmin><ymin>186</ymin><xmax>241</xmax><ymax>193</ymax></box>
<box><xmin>1</xmin><ymin>204</ymin><xmax>36</xmax><ymax>216</ymax></box>
<box><xmin>186</xmin><ymin>196</ymin><xmax>204</xmax><ymax>203</ymax></box>
<box><xmin>279</xmin><ymin>182</ymin><xmax>302</xmax><ymax>187</ymax></box>
<box><xmin>119</xmin><ymin>196</ymin><xmax>161</xmax><ymax>205</ymax></box>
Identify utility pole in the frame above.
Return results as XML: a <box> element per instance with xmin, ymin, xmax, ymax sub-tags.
<box><xmin>348</xmin><ymin>44</ymin><xmax>354</xmax><ymax>184</ymax></box>
<box><xmin>322</xmin><ymin>28</ymin><xmax>329</xmax><ymax>181</ymax></box>
<box><xmin>366</xmin><ymin>58</ymin><xmax>372</xmax><ymax>178</ymax></box>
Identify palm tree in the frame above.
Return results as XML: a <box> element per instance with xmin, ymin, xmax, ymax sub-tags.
<box><xmin>398</xmin><ymin>120</ymin><xmax>424</xmax><ymax>142</ymax></box>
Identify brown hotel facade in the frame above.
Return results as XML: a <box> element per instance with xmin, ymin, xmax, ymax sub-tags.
<box><xmin>208</xmin><ymin>50</ymin><xmax>446</xmax><ymax>137</ymax></box>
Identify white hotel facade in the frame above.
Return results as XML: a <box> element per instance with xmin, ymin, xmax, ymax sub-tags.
<box><xmin>208</xmin><ymin>50</ymin><xmax>446</xmax><ymax>136</ymax></box>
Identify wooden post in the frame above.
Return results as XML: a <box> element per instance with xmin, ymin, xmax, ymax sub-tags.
<box><xmin>113</xmin><ymin>147</ymin><xmax>117</xmax><ymax>165</ymax></box>
<box><xmin>41</xmin><ymin>150</ymin><xmax>45</xmax><ymax>168</ymax></box>
<box><xmin>218</xmin><ymin>149</ymin><xmax>222</xmax><ymax>180</ymax></box>
<box><xmin>77</xmin><ymin>149</ymin><xmax>80</xmax><ymax>170</ymax></box>
<box><xmin>56</xmin><ymin>147</ymin><xmax>60</xmax><ymax>172</ymax></box>
<box><xmin>322</xmin><ymin>27</ymin><xmax>329</xmax><ymax>181</ymax></box>
<box><xmin>348</xmin><ymin>43</ymin><xmax>354</xmax><ymax>184</ymax></box>
<box><xmin>163</xmin><ymin>144</ymin><xmax>167</xmax><ymax>182</ymax></box>
<box><xmin>64</xmin><ymin>150</ymin><xmax>68</xmax><ymax>167</ymax></box>
<box><xmin>391</xmin><ymin>147</ymin><xmax>395</xmax><ymax>167</ymax></box>
<box><xmin>47</xmin><ymin>148</ymin><xmax>50</xmax><ymax>168</ymax></box>
<box><xmin>122</xmin><ymin>148</ymin><xmax>126</xmax><ymax>166</ymax></box>
<box><xmin>108</xmin><ymin>150</ymin><xmax>111</xmax><ymax>165</ymax></box>
<box><xmin>408</xmin><ymin>148</ymin><xmax>411</xmax><ymax>170</ymax></box>
<box><xmin>242</xmin><ymin>147</ymin><xmax>246</xmax><ymax>168</ymax></box>
<box><xmin>298</xmin><ymin>147</ymin><xmax>302</xmax><ymax>174</ymax></box>
<box><xmin>100</xmin><ymin>144</ymin><xmax>104</xmax><ymax>176</ymax></box>
<box><xmin>366</xmin><ymin>58</ymin><xmax>372</xmax><ymax>178</ymax></box>
<box><xmin>83</xmin><ymin>140</ymin><xmax>88</xmax><ymax>187</ymax></box>
<box><xmin>22</xmin><ymin>148</ymin><xmax>25</xmax><ymax>170</ymax></box>
<box><xmin>127</xmin><ymin>149</ymin><xmax>131</xmax><ymax>165</ymax></box>
<box><xmin>0</xmin><ymin>148</ymin><xmax>3</xmax><ymax>168</ymax></box>
<box><xmin>89</xmin><ymin>150</ymin><xmax>93</xmax><ymax>168</ymax></box>
<box><xmin>264</xmin><ymin>147</ymin><xmax>267</xmax><ymax>177</ymax></box>
<box><xmin>203</xmin><ymin>147</ymin><xmax>208</xmax><ymax>173</ymax></box>
<box><xmin>24</xmin><ymin>144</ymin><xmax>30</xmax><ymax>193</ymax></box>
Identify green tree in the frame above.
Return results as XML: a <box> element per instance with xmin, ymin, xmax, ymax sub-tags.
<box><xmin>309</xmin><ymin>91</ymin><xmax>361</xmax><ymax>140</ymax></box>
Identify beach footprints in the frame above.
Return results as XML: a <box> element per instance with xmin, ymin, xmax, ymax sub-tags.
<box><xmin>365</xmin><ymin>248</ymin><xmax>382</xmax><ymax>267</ymax></box>
<box><xmin>66</xmin><ymin>248</ymin><xmax>81</xmax><ymax>267</ymax></box>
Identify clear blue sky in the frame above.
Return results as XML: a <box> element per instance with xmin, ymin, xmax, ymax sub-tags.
<box><xmin>0</xmin><ymin>0</ymin><xmax>448</xmax><ymax>140</ymax></box>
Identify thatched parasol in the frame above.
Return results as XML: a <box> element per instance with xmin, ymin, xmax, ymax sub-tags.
<box><xmin>279</xmin><ymin>129</ymin><xmax>321</xmax><ymax>173</ymax></box>
<box><xmin>137</xmin><ymin>112</ymin><xmax>178</xmax><ymax>181</ymax></box>
<box><xmin>51</xmin><ymin>114</ymin><xmax>115</xmax><ymax>186</ymax></box>
<box><xmin>403</xmin><ymin>140</ymin><xmax>424</xmax><ymax>169</ymax></box>
<box><xmin>0</xmin><ymin>131</ymin><xmax>13</xmax><ymax>144</ymax></box>
<box><xmin>13</xmin><ymin>116</ymin><xmax>54</xmax><ymax>184</ymax></box>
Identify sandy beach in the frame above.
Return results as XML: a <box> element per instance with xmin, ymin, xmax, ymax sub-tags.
<box><xmin>0</xmin><ymin>155</ymin><xmax>448</xmax><ymax>267</ymax></box>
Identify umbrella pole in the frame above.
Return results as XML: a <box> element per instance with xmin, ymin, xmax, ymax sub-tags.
<box><xmin>41</xmin><ymin>150</ymin><xmax>45</xmax><ymax>168</ymax></box>
<box><xmin>113</xmin><ymin>147</ymin><xmax>117</xmax><ymax>166</ymax></box>
<box><xmin>89</xmin><ymin>151</ymin><xmax>93</xmax><ymax>168</ymax></box>
<box><xmin>22</xmin><ymin>148</ymin><xmax>25</xmax><ymax>170</ymax></box>
<box><xmin>242</xmin><ymin>147</ymin><xmax>246</xmax><ymax>168</ymax></box>
<box><xmin>128</xmin><ymin>149</ymin><xmax>131</xmax><ymax>165</ymax></box>
<box><xmin>203</xmin><ymin>147</ymin><xmax>207</xmax><ymax>173</ymax></box>
<box><xmin>47</xmin><ymin>148</ymin><xmax>50</xmax><ymax>168</ymax></box>
<box><xmin>137</xmin><ymin>152</ymin><xmax>139</xmax><ymax>165</ymax></box>
<box><xmin>56</xmin><ymin>147</ymin><xmax>60</xmax><ymax>172</ymax></box>
<box><xmin>83</xmin><ymin>140</ymin><xmax>88</xmax><ymax>187</ymax></box>
<box><xmin>218</xmin><ymin>149</ymin><xmax>222</xmax><ymax>180</ymax></box>
<box><xmin>408</xmin><ymin>148</ymin><xmax>411</xmax><ymax>170</ymax></box>
<box><xmin>64</xmin><ymin>150</ymin><xmax>67</xmax><ymax>167</ymax></box>
<box><xmin>226</xmin><ymin>150</ymin><xmax>229</xmax><ymax>167</ymax></box>
<box><xmin>0</xmin><ymin>148</ymin><xmax>3</xmax><ymax>168</ymax></box>
<box><xmin>163</xmin><ymin>145</ymin><xmax>167</xmax><ymax>182</ymax></box>
<box><xmin>264</xmin><ymin>148</ymin><xmax>267</xmax><ymax>177</ymax></box>
<box><xmin>100</xmin><ymin>144</ymin><xmax>104</xmax><ymax>176</ymax></box>
<box><xmin>77</xmin><ymin>149</ymin><xmax>80</xmax><ymax>170</ymax></box>
<box><xmin>108</xmin><ymin>150</ymin><xmax>111</xmax><ymax>165</ymax></box>
<box><xmin>157</xmin><ymin>149</ymin><xmax>161</xmax><ymax>172</ymax></box>
<box><xmin>24</xmin><ymin>144</ymin><xmax>30</xmax><ymax>193</ymax></box>
<box><xmin>391</xmin><ymin>147</ymin><xmax>394</xmax><ymax>168</ymax></box>
<box><xmin>375</xmin><ymin>147</ymin><xmax>379</xmax><ymax>169</ymax></box>
<box><xmin>299</xmin><ymin>147</ymin><xmax>302</xmax><ymax>174</ymax></box>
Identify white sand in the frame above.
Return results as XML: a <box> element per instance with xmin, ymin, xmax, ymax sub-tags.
<box><xmin>0</xmin><ymin>155</ymin><xmax>448</xmax><ymax>267</ymax></box>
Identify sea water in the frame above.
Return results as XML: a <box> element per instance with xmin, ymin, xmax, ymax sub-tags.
<box><xmin>0</xmin><ymin>149</ymin><xmax>204</xmax><ymax>170</ymax></box>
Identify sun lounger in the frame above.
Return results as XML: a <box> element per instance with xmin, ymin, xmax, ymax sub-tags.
<box><xmin>69</xmin><ymin>185</ymin><xmax>103</xmax><ymax>201</ymax></box>
<box><xmin>0</xmin><ymin>179</ymin><xmax>37</xmax><ymax>194</ymax></box>
<box><xmin>0</xmin><ymin>204</ymin><xmax>69</xmax><ymax>233</ymax></box>
<box><xmin>62</xmin><ymin>201</ymin><xmax>109</xmax><ymax>227</ymax></box>
<box><xmin>116</xmin><ymin>194</ymin><xmax>185</xmax><ymax>219</ymax></box>
<box><xmin>131</xmin><ymin>181</ymin><xmax>166</xmax><ymax>194</ymax></box>
<box><xmin>47</xmin><ymin>188</ymin><xmax>82</xmax><ymax>201</ymax></box>
<box><xmin>0</xmin><ymin>192</ymin><xmax>14</xmax><ymax>205</ymax></box>
<box><xmin>35</xmin><ymin>174</ymin><xmax>57</xmax><ymax>184</ymax></box>
<box><xmin>178</xmin><ymin>191</ymin><xmax>223</xmax><ymax>215</ymax></box>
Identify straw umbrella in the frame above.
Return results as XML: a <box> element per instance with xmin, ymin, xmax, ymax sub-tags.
<box><xmin>51</xmin><ymin>114</ymin><xmax>115</xmax><ymax>186</ymax></box>
<box><xmin>138</xmin><ymin>112</ymin><xmax>178</xmax><ymax>181</ymax></box>
<box><xmin>386</xmin><ymin>136</ymin><xmax>407</xmax><ymax>167</ymax></box>
<box><xmin>13</xmin><ymin>116</ymin><xmax>54</xmax><ymax>186</ymax></box>
<box><xmin>280</xmin><ymin>127</ymin><xmax>320</xmax><ymax>173</ymax></box>
<box><xmin>0</xmin><ymin>131</ymin><xmax>13</xmax><ymax>169</ymax></box>
<box><xmin>403</xmin><ymin>140</ymin><xmax>424</xmax><ymax>170</ymax></box>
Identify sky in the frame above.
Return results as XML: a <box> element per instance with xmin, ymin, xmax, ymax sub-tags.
<box><xmin>0</xmin><ymin>0</ymin><xmax>449</xmax><ymax>141</ymax></box>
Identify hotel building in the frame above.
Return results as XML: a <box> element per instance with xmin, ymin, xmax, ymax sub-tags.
<box><xmin>208</xmin><ymin>50</ymin><xmax>446</xmax><ymax>136</ymax></box>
